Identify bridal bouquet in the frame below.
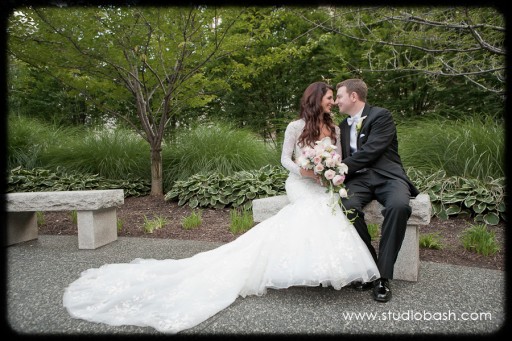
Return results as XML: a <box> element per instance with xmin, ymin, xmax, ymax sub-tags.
<box><xmin>296</xmin><ymin>139</ymin><xmax>349</xmax><ymax>200</ymax></box>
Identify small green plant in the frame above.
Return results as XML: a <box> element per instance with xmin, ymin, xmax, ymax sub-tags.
<box><xmin>460</xmin><ymin>224</ymin><xmax>500</xmax><ymax>256</ymax></box>
<box><xmin>229</xmin><ymin>208</ymin><xmax>254</xmax><ymax>234</ymax></box>
<box><xmin>70</xmin><ymin>210</ymin><xmax>77</xmax><ymax>225</ymax></box>
<box><xmin>367</xmin><ymin>223</ymin><xmax>379</xmax><ymax>241</ymax></box>
<box><xmin>143</xmin><ymin>215</ymin><xmax>168</xmax><ymax>234</ymax></box>
<box><xmin>419</xmin><ymin>232</ymin><xmax>444</xmax><ymax>250</ymax></box>
<box><xmin>117</xmin><ymin>218</ymin><xmax>124</xmax><ymax>232</ymax></box>
<box><xmin>36</xmin><ymin>211</ymin><xmax>45</xmax><ymax>225</ymax></box>
<box><xmin>182</xmin><ymin>210</ymin><xmax>203</xmax><ymax>230</ymax></box>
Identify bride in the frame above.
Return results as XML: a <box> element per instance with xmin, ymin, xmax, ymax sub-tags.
<box><xmin>63</xmin><ymin>81</ymin><xmax>380</xmax><ymax>334</ymax></box>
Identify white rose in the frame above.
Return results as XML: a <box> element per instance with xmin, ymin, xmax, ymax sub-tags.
<box><xmin>339</xmin><ymin>188</ymin><xmax>348</xmax><ymax>198</ymax></box>
<box><xmin>339</xmin><ymin>163</ymin><xmax>349</xmax><ymax>174</ymax></box>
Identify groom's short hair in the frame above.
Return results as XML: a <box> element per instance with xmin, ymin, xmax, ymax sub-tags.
<box><xmin>336</xmin><ymin>79</ymin><xmax>368</xmax><ymax>102</ymax></box>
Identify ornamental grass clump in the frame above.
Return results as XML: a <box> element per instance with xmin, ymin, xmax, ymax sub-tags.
<box><xmin>70</xmin><ymin>210</ymin><xmax>78</xmax><ymax>225</ymax></box>
<box><xmin>419</xmin><ymin>232</ymin><xmax>444</xmax><ymax>250</ymax></box>
<box><xmin>42</xmin><ymin>128</ymin><xmax>149</xmax><ymax>181</ymax></box>
<box><xmin>398</xmin><ymin>117</ymin><xmax>504</xmax><ymax>180</ymax></box>
<box><xmin>367</xmin><ymin>223</ymin><xmax>379</xmax><ymax>241</ymax></box>
<box><xmin>182</xmin><ymin>210</ymin><xmax>203</xmax><ymax>230</ymax></box>
<box><xmin>164</xmin><ymin>121</ymin><xmax>280</xmax><ymax>187</ymax></box>
<box><xmin>36</xmin><ymin>211</ymin><xmax>45</xmax><ymax>226</ymax></box>
<box><xmin>143</xmin><ymin>215</ymin><xmax>168</xmax><ymax>234</ymax></box>
<box><xmin>460</xmin><ymin>224</ymin><xmax>500</xmax><ymax>256</ymax></box>
<box><xmin>229</xmin><ymin>208</ymin><xmax>254</xmax><ymax>234</ymax></box>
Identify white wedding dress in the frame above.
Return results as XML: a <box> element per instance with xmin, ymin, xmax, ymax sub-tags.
<box><xmin>63</xmin><ymin>119</ymin><xmax>380</xmax><ymax>333</ymax></box>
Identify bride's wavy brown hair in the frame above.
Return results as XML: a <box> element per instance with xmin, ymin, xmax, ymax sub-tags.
<box><xmin>298</xmin><ymin>81</ymin><xmax>336</xmax><ymax>148</ymax></box>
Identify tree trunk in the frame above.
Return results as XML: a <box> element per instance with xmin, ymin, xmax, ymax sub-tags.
<box><xmin>150</xmin><ymin>146</ymin><xmax>163</xmax><ymax>197</ymax></box>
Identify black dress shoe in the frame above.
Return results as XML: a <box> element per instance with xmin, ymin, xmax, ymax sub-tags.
<box><xmin>351</xmin><ymin>281</ymin><xmax>374</xmax><ymax>291</ymax></box>
<box><xmin>373</xmin><ymin>278</ymin><xmax>392</xmax><ymax>302</ymax></box>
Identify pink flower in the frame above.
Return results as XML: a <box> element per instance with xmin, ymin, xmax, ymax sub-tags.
<box><xmin>297</xmin><ymin>140</ymin><xmax>351</xmax><ymax>214</ymax></box>
<box><xmin>324</xmin><ymin>169</ymin><xmax>336</xmax><ymax>180</ymax></box>
<box><xmin>332</xmin><ymin>174</ymin><xmax>345</xmax><ymax>186</ymax></box>
<box><xmin>314</xmin><ymin>163</ymin><xmax>324</xmax><ymax>173</ymax></box>
<box><xmin>325</xmin><ymin>157</ymin><xmax>336</xmax><ymax>168</ymax></box>
<box><xmin>305</xmin><ymin>149</ymin><xmax>316</xmax><ymax>158</ymax></box>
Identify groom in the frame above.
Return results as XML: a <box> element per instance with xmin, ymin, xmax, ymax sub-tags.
<box><xmin>334</xmin><ymin>78</ymin><xmax>419</xmax><ymax>302</ymax></box>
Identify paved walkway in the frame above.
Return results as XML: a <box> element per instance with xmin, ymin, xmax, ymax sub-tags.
<box><xmin>4</xmin><ymin>235</ymin><xmax>508</xmax><ymax>336</ymax></box>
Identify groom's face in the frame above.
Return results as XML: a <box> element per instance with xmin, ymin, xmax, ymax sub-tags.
<box><xmin>335</xmin><ymin>86</ymin><xmax>355</xmax><ymax>115</ymax></box>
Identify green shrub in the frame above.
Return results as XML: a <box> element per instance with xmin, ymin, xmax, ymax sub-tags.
<box><xmin>7</xmin><ymin>167</ymin><xmax>150</xmax><ymax>197</ymax></box>
<box><xmin>165</xmin><ymin>165</ymin><xmax>287</xmax><ymax>210</ymax></box>
<box><xmin>407</xmin><ymin>168</ymin><xmax>505</xmax><ymax>225</ymax></box>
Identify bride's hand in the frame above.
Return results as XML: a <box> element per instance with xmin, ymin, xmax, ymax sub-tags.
<box><xmin>300</xmin><ymin>169</ymin><xmax>321</xmax><ymax>184</ymax></box>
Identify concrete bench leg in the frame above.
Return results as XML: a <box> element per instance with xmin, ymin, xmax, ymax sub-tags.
<box><xmin>77</xmin><ymin>207</ymin><xmax>118</xmax><ymax>249</ymax></box>
<box><xmin>6</xmin><ymin>212</ymin><xmax>39</xmax><ymax>246</ymax></box>
<box><xmin>393</xmin><ymin>224</ymin><xmax>419</xmax><ymax>282</ymax></box>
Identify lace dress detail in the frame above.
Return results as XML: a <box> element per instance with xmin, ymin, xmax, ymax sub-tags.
<box><xmin>63</xmin><ymin>119</ymin><xmax>380</xmax><ymax>334</ymax></box>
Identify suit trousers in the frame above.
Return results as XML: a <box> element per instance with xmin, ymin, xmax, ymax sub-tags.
<box><xmin>341</xmin><ymin>169</ymin><xmax>412</xmax><ymax>279</ymax></box>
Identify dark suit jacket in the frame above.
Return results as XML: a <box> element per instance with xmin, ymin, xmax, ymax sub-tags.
<box><xmin>339</xmin><ymin>103</ymin><xmax>420</xmax><ymax>197</ymax></box>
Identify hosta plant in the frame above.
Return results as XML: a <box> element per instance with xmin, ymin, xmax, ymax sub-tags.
<box><xmin>165</xmin><ymin>165</ymin><xmax>287</xmax><ymax>210</ymax></box>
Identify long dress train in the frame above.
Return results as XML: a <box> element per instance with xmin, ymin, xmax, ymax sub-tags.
<box><xmin>63</xmin><ymin>126</ymin><xmax>380</xmax><ymax>334</ymax></box>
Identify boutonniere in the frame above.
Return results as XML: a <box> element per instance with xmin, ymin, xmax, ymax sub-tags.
<box><xmin>356</xmin><ymin>116</ymin><xmax>367</xmax><ymax>133</ymax></box>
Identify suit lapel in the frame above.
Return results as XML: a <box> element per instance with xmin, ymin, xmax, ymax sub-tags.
<box><xmin>356</xmin><ymin>104</ymin><xmax>371</xmax><ymax>150</ymax></box>
<box><xmin>340</xmin><ymin>119</ymin><xmax>351</xmax><ymax>158</ymax></box>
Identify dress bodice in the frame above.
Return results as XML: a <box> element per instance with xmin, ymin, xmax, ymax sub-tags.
<box><xmin>281</xmin><ymin>119</ymin><xmax>342</xmax><ymax>176</ymax></box>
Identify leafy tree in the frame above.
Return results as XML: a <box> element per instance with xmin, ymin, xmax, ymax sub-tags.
<box><xmin>8</xmin><ymin>6</ymin><xmax>246</xmax><ymax>196</ymax></box>
<box><xmin>288</xmin><ymin>6</ymin><xmax>505</xmax><ymax>120</ymax></box>
<box><xmin>8</xmin><ymin>57</ymin><xmax>98</xmax><ymax>125</ymax></box>
<box><xmin>198</xmin><ymin>7</ymin><xmax>345</xmax><ymax>144</ymax></box>
<box><xmin>302</xmin><ymin>6</ymin><xmax>505</xmax><ymax>96</ymax></box>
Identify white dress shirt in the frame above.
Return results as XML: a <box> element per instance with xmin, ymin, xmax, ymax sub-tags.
<box><xmin>349</xmin><ymin>109</ymin><xmax>364</xmax><ymax>154</ymax></box>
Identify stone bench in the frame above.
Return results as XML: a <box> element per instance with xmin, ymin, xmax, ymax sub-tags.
<box><xmin>252</xmin><ymin>193</ymin><xmax>431</xmax><ymax>282</ymax></box>
<box><xmin>5</xmin><ymin>190</ymin><xmax>124</xmax><ymax>249</ymax></box>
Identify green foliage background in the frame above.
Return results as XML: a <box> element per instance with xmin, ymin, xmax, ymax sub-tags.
<box><xmin>6</xmin><ymin>6</ymin><xmax>506</xmax><ymax>225</ymax></box>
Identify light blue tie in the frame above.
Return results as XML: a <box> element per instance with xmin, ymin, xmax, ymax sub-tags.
<box><xmin>347</xmin><ymin>116</ymin><xmax>359</xmax><ymax>126</ymax></box>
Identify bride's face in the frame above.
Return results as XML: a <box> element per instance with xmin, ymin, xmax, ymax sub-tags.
<box><xmin>321</xmin><ymin>89</ymin><xmax>334</xmax><ymax>114</ymax></box>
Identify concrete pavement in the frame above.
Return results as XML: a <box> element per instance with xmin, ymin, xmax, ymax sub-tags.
<box><xmin>3</xmin><ymin>235</ymin><xmax>508</xmax><ymax>336</ymax></box>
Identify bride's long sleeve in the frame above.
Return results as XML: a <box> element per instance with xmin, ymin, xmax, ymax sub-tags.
<box><xmin>335</xmin><ymin>126</ymin><xmax>342</xmax><ymax>159</ymax></box>
<box><xmin>280</xmin><ymin>120</ymin><xmax>302</xmax><ymax>176</ymax></box>
<box><xmin>281</xmin><ymin>121</ymin><xmax>342</xmax><ymax>176</ymax></box>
